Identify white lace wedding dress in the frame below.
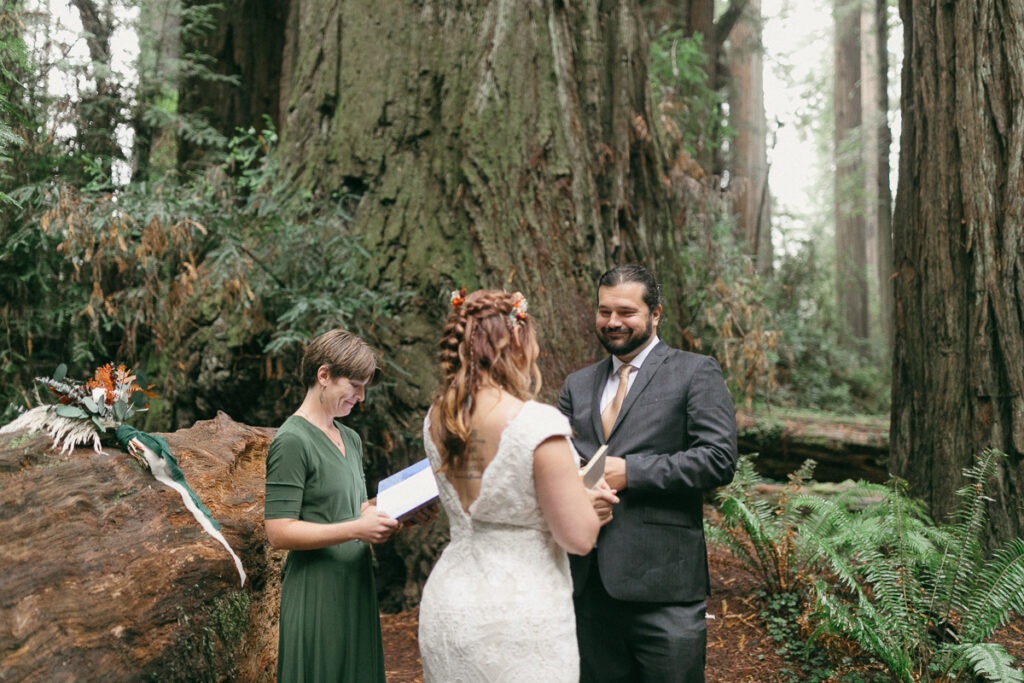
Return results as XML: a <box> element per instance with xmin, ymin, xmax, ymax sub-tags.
<box><xmin>418</xmin><ymin>401</ymin><xmax>580</xmax><ymax>682</ymax></box>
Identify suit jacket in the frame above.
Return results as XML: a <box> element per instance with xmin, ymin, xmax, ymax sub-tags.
<box><xmin>558</xmin><ymin>340</ymin><xmax>738</xmax><ymax>603</ymax></box>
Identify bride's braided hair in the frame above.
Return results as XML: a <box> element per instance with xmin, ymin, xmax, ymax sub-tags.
<box><xmin>433</xmin><ymin>289</ymin><xmax>541</xmax><ymax>471</ymax></box>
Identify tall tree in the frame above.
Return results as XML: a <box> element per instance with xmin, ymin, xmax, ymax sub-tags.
<box><xmin>870</xmin><ymin>0</ymin><xmax>894</xmax><ymax>350</ymax></box>
<box><xmin>70</xmin><ymin>0</ymin><xmax>122</xmax><ymax>185</ymax></box>
<box><xmin>834</xmin><ymin>0</ymin><xmax>869</xmax><ymax>339</ymax></box>
<box><xmin>640</xmin><ymin>0</ymin><xmax>751</xmax><ymax>176</ymax></box>
<box><xmin>177</xmin><ymin>0</ymin><xmax>287</xmax><ymax>170</ymax></box>
<box><xmin>892</xmin><ymin>0</ymin><xmax>1024</xmax><ymax>542</ymax></box>
<box><xmin>727</xmin><ymin>0</ymin><xmax>772</xmax><ymax>273</ymax></box>
<box><xmin>131</xmin><ymin>1</ymin><xmax>182</xmax><ymax>182</ymax></box>
<box><xmin>862</xmin><ymin>0</ymin><xmax>894</xmax><ymax>350</ymax></box>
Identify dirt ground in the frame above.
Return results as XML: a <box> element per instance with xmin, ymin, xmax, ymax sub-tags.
<box><xmin>380</xmin><ymin>541</ymin><xmax>1024</xmax><ymax>683</ymax></box>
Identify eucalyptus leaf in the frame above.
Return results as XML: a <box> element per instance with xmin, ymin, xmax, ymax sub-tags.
<box><xmin>82</xmin><ymin>397</ymin><xmax>99</xmax><ymax>413</ymax></box>
<box><xmin>55</xmin><ymin>404</ymin><xmax>87</xmax><ymax>419</ymax></box>
<box><xmin>53</xmin><ymin>363</ymin><xmax>67</xmax><ymax>381</ymax></box>
<box><xmin>113</xmin><ymin>400</ymin><xmax>128</xmax><ymax>421</ymax></box>
<box><xmin>91</xmin><ymin>416</ymin><xmax>106</xmax><ymax>432</ymax></box>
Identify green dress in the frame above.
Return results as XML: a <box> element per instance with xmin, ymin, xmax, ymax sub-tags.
<box><xmin>264</xmin><ymin>415</ymin><xmax>386</xmax><ymax>683</ymax></box>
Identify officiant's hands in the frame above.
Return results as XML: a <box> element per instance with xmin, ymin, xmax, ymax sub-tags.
<box><xmin>356</xmin><ymin>502</ymin><xmax>401</xmax><ymax>544</ymax></box>
<box><xmin>588</xmin><ymin>480</ymin><xmax>619</xmax><ymax>527</ymax></box>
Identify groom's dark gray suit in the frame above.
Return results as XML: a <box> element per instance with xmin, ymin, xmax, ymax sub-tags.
<box><xmin>559</xmin><ymin>338</ymin><xmax>737</xmax><ymax>679</ymax></box>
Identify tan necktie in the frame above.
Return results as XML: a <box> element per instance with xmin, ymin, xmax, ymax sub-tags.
<box><xmin>602</xmin><ymin>364</ymin><xmax>633</xmax><ymax>439</ymax></box>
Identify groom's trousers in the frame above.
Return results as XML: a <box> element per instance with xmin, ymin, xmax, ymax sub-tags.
<box><xmin>575</xmin><ymin>566</ymin><xmax>707</xmax><ymax>683</ymax></box>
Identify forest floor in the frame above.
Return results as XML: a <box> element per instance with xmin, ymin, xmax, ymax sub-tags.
<box><xmin>380</xmin><ymin>509</ymin><xmax>1024</xmax><ymax>682</ymax></box>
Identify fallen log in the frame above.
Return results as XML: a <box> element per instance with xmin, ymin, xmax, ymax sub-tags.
<box><xmin>735</xmin><ymin>410</ymin><xmax>890</xmax><ymax>483</ymax></box>
<box><xmin>0</xmin><ymin>412</ymin><xmax>281</xmax><ymax>683</ymax></box>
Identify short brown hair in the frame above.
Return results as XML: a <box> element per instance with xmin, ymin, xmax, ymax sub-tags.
<box><xmin>300</xmin><ymin>329</ymin><xmax>378</xmax><ymax>389</ymax></box>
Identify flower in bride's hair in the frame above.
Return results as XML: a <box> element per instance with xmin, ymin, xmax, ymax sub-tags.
<box><xmin>450</xmin><ymin>287</ymin><xmax>467</xmax><ymax>309</ymax></box>
<box><xmin>509</xmin><ymin>291</ymin><xmax>528</xmax><ymax>323</ymax></box>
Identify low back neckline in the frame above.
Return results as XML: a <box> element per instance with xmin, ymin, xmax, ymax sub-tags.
<box><xmin>433</xmin><ymin>400</ymin><xmax>533</xmax><ymax>518</ymax></box>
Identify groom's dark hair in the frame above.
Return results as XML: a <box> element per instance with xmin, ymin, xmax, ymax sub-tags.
<box><xmin>597</xmin><ymin>264</ymin><xmax>663</xmax><ymax>313</ymax></box>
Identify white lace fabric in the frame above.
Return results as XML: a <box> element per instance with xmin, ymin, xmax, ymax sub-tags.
<box><xmin>418</xmin><ymin>401</ymin><xmax>580</xmax><ymax>682</ymax></box>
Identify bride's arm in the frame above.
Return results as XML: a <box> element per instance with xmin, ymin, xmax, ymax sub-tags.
<box><xmin>534</xmin><ymin>436</ymin><xmax>600</xmax><ymax>555</ymax></box>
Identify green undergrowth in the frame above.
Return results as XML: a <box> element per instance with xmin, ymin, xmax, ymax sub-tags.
<box><xmin>708</xmin><ymin>451</ymin><xmax>1024</xmax><ymax>682</ymax></box>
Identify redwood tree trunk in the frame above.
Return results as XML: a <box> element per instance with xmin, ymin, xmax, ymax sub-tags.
<box><xmin>177</xmin><ymin>0</ymin><xmax>288</xmax><ymax>169</ymax></box>
<box><xmin>727</xmin><ymin>0</ymin><xmax>772</xmax><ymax>274</ymax></box>
<box><xmin>872</xmin><ymin>0</ymin><xmax>894</xmax><ymax>350</ymax></box>
<box><xmin>892</xmin><ymin>0</ymin><xmax>1024</xmax><ymax>542</ymax></box>
<box><xmin>834</xmin><ymin>0</ymin><xmax>869</xmax><ymax>340</ymax></box>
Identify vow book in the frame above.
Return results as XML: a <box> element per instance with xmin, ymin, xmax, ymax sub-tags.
<box><xmin>376</xmin><ymin>458</ymin><xmax>439</xmax><ymax>521</ymax></box>
<box><xmin>579</xmin><ymin>445</ymin><xmax>608</xmax><ymax>488</ymax></box>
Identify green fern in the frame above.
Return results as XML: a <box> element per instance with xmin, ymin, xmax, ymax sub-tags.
<box><xmin>707</xmin><ymin>454</ymin><xmax>817</xmax><ymax>594</ymax></box>
<box><xmin>939</xmin><ymin>642</ymin><xmax>1024</xmax><ymax>683</ymax></box>
<box><xmin>709</xmin><ymin>450</ymin><xmax>1024</xmax><ymax>681</ymax></box>
<box><xmin>803</xmin><ymin>449</ymin><xmax>1024</xmax><ymax>682</ymax></box>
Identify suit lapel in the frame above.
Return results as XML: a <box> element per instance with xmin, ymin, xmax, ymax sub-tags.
<box><xmin>590</xmin><ymin>357</ymin><xmax>613</xmax><ymax>441</ymax></box>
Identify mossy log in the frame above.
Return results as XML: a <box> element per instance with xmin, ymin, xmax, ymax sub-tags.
<box><xmin>736</xmin><ymin>411</ymin><xmax>890</xmax><ymax>483</ymax></box>
<box><xmin>0</xmin><ymin>412</ymin><xmax>281</xmax><ymax>683</ymax></box>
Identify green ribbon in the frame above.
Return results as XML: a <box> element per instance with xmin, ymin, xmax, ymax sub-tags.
<box><xmin>115</xmin><ymin>424</ymin><xmax>220</xmax><ymax>530</ymax></box>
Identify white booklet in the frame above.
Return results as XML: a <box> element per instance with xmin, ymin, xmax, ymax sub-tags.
<box><xmin>579</xmin><ymin>445</ymin><xmax>608</xmax><ymax>488</ymax></box>
<box><xmin>375</xmin><ymin>458</ymin><xmax>439</xmax><ymax>521</ymax></box>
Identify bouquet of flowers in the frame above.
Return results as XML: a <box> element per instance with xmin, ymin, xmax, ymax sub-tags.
<box><xmin>1</xmin><ymin>362</ymin><xmax>153</xmax><ymax>453</ymax></box>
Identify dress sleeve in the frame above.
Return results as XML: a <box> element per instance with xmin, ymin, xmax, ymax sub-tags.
<box><xmin>264</xmin><ymin>430</ymin><xmax>308</xmax><ymax>520</ymax></box>
<box><xmin>523</xmin><ymin>403</ymin><xmax>574</xmax><ymax>452</ymax></box>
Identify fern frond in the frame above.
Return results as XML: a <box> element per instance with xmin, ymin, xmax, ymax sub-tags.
<box><xmin>812</xmin><ymin>580</ymin><xmax>919</xmax><ymax>682</ymax></box>
<box><xmin>935</xmin><ymin>642</ymin><xmax>1024</xmax><ymax>683</ymax></box>
<box><xmin>929</xmin><ymin>450</ymin><xmax>1004</xmax><ymax>619</ymax></box>
<box><xmin>717</xmin><ymin>495</ymin><xmax>787</xmax><ymax>590</ymax></box>
<box><xmin>960</xmin><ymin>538</ymin><xmax>1024</xmax><ymax>642</ymax></box>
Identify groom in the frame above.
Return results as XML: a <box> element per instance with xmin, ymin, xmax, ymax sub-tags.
<box><xmin>558</xmin><ymin>264</ymin><xmax>738</xmax><ymax>683</ymax></box>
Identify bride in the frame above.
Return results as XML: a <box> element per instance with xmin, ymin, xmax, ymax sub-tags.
<box><xmin>418</xmin><ymin>288</ymin><xmax>617</xmax><ymax>682</ymax></box>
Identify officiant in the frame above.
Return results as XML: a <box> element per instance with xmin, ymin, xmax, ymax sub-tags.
<box><xmin>264</xmin><ymin>328</ymin><xmax>399</xmax><ymax>683</ymax></box>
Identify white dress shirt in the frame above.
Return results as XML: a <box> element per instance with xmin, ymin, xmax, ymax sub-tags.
<box><xmin>599</xmin><ymin>335</ymin><xmax>661</xmax><ymax>413</ymax></box>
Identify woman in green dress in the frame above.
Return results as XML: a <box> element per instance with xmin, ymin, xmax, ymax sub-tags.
<box><xmin>264</xmin><ymin>328</ymin><xmax>401</xmax><ymax>682</ymax></box>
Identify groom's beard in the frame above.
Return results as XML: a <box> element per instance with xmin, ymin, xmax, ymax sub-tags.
<box><xmin>597</xmin><ymin>317</ymin><xmax>653</xmax><ymax>358</ymax></box>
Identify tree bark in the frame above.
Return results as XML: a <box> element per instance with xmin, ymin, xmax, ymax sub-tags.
<box><xmin>872</xmin><ymin>0</ymin><xmax>895</xmax><ymax>350</ymax></box>
<box><xmin>177</xmin><ymin>0</ymin><xmax>288</xmax><ymax>170</ymax></box>
<box><xmin>892</xmin><ymin>0</ymin><xmax>1024</xmax><ymax>543</ymax></box>
<box><xmin>727</xmin><ymin>0</ymin><xmax>772</xmax><ymax>274</ymax></box>
<box><xmin>834</xmin><ymin>0</ymin><xmax>869</xmax><ymax>340</ymax></box>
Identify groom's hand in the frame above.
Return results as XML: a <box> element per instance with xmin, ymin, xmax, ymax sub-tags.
<box><xmin>589</xmin><ymin>480</ymin><xmax>619</xmax><ymax>527</ymax></box>
<box><xmin>603</xmin><ymin>456</ymin><xmax>627</xmax><ymax>491</ymax></box>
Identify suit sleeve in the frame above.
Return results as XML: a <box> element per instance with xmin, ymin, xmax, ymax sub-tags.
<box><xmin>557</xmin><ymin>379</ymin><xmax>573</xmax><ymax>419</ymax></box>
<box><xmin>625</xmin><ymin>355</ymin><xmax>738</xmax><ymax>493</ymax></box>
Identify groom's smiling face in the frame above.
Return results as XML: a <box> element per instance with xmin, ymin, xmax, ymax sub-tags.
<box><xmin>595</xmin><ymin>282</ymin><xmax>662</xmax><ymax>362</ymax></box>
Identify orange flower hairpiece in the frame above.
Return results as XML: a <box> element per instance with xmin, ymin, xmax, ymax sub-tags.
<box><xmin>509</xmin><ymin>291</ymin><xmax>528</xmax><ymax>324</ymax></box>
<box><xmin>450</xmin><ymin>288</ymin><xmax>467</xmax><ymax>309</ymax></box>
